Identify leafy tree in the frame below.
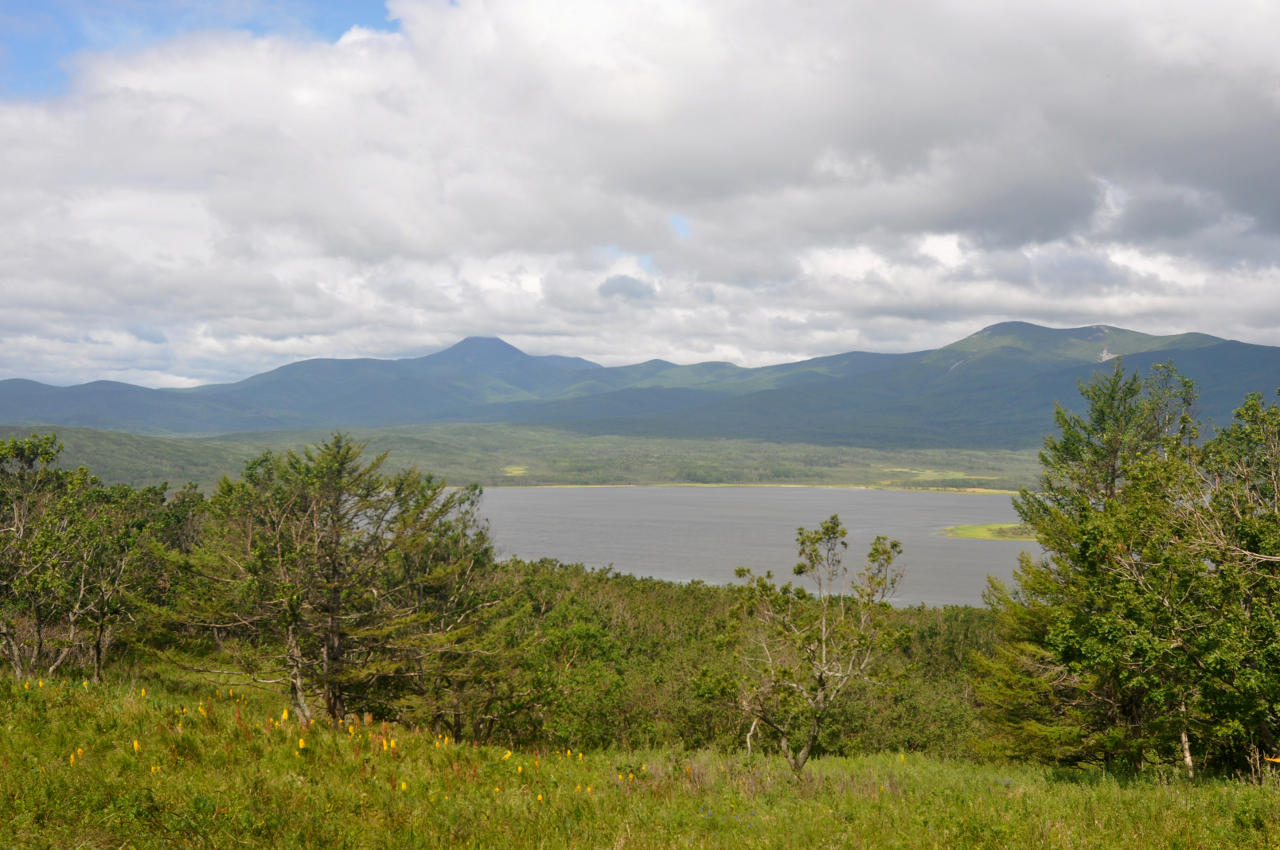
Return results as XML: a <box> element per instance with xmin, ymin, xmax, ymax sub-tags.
<box><xmin>735</xmin><ymin>515</ymin><xmax>902</xmax><ymax>772</ymax></box>
<box><xmin>202</xmin><ymin>433</ymin><xmax>493</xmax><ymax>724</ymax></box>
<box><xmin>976</xmin><ymin>361</ymin><xmax>1208</xmax><ymax>773</ymax></box>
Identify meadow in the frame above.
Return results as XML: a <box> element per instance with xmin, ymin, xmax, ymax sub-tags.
<box><xmin>6</xmin><ymin>673</ymin><xmax>1280</xmax><ymax>849</ymax></box>
<box><xmin>0</xmin><ymin>422</ymin><xmax>1040</xmax><ymax>492</ymax></box>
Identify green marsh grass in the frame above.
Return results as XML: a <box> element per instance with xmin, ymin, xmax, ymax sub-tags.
<box><xmin>5</xmin><ymin>674</ymin><xmax>1280</xmax><ymax>848</ymax></box>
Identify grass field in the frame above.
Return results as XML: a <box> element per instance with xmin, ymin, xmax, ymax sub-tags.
<box><xmin>6</xmin><ymin>672</ymin><xmax>1280</xmax><ymax>849</ymax></box>
<box><xmin>1</xmin><ymin>423</ymin><xmax>1041</xmax><ymax>492</ymax></box>
<box><xmin>942</xmin><ymin>523</ymin><xmax>1036</xmax><ymax>541</ymax></box>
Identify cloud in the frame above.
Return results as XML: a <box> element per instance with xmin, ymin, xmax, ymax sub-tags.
<box><xmin>2</xmin><ymin>0</ymin><xmax>1280</xmax><ymax>386</ymax></box>
<box><xmin>599</xmin><ymin>274</ymin><xmax>657</xmax><ymax>301</ymax></box>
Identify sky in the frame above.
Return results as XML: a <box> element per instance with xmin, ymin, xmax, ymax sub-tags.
<box><xmin>2</xmin><ymin>0</ymin><xmax>1280</xmax><ymax>387</ymax></box>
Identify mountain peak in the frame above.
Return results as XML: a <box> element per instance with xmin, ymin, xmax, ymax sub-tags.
<box><xmin>430</xmin><ymin>336</ymin><xmax>529</xmax><ymax>365</ymax></box>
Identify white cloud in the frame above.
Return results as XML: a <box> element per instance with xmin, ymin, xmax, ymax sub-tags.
<box><xmin>3</xmin><ymin>0</ymin><xmax>1280</xmax><ymax>386</ymax></box>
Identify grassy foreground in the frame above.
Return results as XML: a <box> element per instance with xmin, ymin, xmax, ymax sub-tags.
<box><xmin>5</xmin><ymin>674</ymin><xmax>1280</xmax><ymax>849</ymax></box>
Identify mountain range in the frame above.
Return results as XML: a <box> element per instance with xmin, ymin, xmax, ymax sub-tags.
<box><xmin>2</xmin><ymin>322</ymin><xmax>1278</xmax><ymax>449</ymax></box>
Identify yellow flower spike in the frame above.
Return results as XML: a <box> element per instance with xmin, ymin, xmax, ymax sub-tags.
<box><xmin>628</xmin><ymin>773</ymin><xmax>634</xmax><ymax>782</ymax></box>
<box><xmin>400</xmin><ymin>781</ymin><xmax>407</xmax><ymax>791</ymax></box>
<box><xmin>434</xmin><ymin>740</ymin><xmax>440</xmax><ymax>749</ymax></box>
<box><xmin>140</xmin><ymin>688</ymin><xmax>145</xmax><ymax>698</ymax></box>
<box><xmin>77</xmin><ymin>748</ymin><xmax>84</xmax><ymax>757</ymax></box>
<box><xmin>133</xmin><ymin>739</ymin><xmax>140</xmax><ymax>753</ymax></box>
<box><xmin>534</xmin><ymin>759</ymin><xmax>539</xmax><ymax>768</ymax></box>
<box><xmin>298</xmin><ymin>738</ymin><xmax>306</xmax><ymax>749</ymax></box>
<box><xmin>576</xmin><ymin>784</ymin><xmax>581</xmax><ymax>792</ymax></box>
<box><xmin>586</xmin><ymin>786</ymin><xmax>592</xmax><ymax>794</ymax></box>
<box><xmin>151</xmin><ymin>765</ymin><xmax>160</xmax><ymax>774</ymax></box>
<box><xmin>537</xmin><ymin>794</ymin><xmax>543</xmax><ymax>802</ymax></box>
<box><xmin>228</xmin><ymin>688</ymin><xmax>233</xmax><ymax>697</ymax></box>
<box><xmin>24</xmin><ymin>681</ymin><xmax>29</xmax><ymax>690</ymax></box>
<box><xmin>382</xmin><ymin>738</ymin><xmax>388</xmax><ymax>752</ymax></box>
<box><xmin>390</xmin><ymin>739</ymin><xmax>396</xmax><ymax>750</ymax></box>
<box><xmin>282</xmin><ymin>708</ymin><xmax>288</xmax><ymax>722</ymax></box>
<box><xmin>38</xmin><ymin>679</ymin><xmax>43</xmax><ymax>688</ymax></box>
<box><xmin>900</xmin><ymin>753</ymin><xmax>905</xmax><ymax>764</ymax></box>
<box><xmin>617</xmin><ymin>774</ymin><xmax>623</xmax><ymax>781</ymax></box>
<box><xmin>517</xmin><ymin>765</ymin><xmax>522</xmax><ymax>773</ymax></box>
<box><xmin>502</xmin><ymin>750</ymin><xmax>512</xmax><ymax>760</ymax></box>
<box><xmin>641</xmin><ymin>764</ymin><xmax>646</xmax><ymax>772</ymax></box>
<box><xmin>567</xmin><ymin>748</ymin><xmax>572</xmax><ymax>757</ymax></box>
<box><xmin>348</xmin><ymin>725</ymin><xmax>354</xmax><ymax>736</ymax></box>
<box><xmin>69</xmin><ymin>752</ymin><xmax>75</xmax><ymax>766</ymax></box>
<box><xmin>494</xmin><ymin>787</ymin><xmax>500</xmax><ymax>793</ymax></box>
<box><xmin>82</xmin><ymin>680</ymin><xmax>88</xmax><ymax>689</ymax></box>
<box><xmin>578</xmin><ymin>752</ymin><xmax>583</xmax><ymax>761</ymax></box>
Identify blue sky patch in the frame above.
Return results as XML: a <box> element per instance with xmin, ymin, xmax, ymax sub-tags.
<box><xmin>0</xmin><ymin>0</ymin><xmax>399</xmax><ymax>97</ymax></box>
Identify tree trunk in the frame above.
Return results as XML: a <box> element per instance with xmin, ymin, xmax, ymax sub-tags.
<box><xmin>1180</xmin><ymin>701</ymin><xmax>1194</xmax><ymax>780</ymax></box>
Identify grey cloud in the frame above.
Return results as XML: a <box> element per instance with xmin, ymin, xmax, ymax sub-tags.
<box><xmin>599</xmin><ymin>274</ymin><xmax>657</xmax><ymax>301</ymax></box>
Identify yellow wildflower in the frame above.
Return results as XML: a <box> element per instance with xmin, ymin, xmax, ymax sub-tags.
<box><xmin>281</xmin><ymin>708</ymin><xmax>288</xmax><ymax>722</ymax></box>
<box><xmin>400</xmin><ymin>781</ymin><xmax>407</xmax><ymax>791</ymax></box>
<box><xmin>82</xmin><ymin>680</ymin><xmax>88</xmax><ymax>689</ymax></box>
<box><xmin>133</xmin><ymin>739</ymin><xmax>140</xmax><ymax>753</ymax></box>
<box><xmin>503</xmin><ymin>750</ymin><xmax>512</xmax><ymax>760</ymax></box>
<box><xmin>537</xmin><ymin>794</ymin><xmax>543</xmax><ymax>802</ymax></box>
<box><xmin>140</xmin><ymin>688</ymin><xmax>146</xmax><ymax>698</ymax></box>
<box><xmin>298</xmin><ymin>738</ymin><xmax>306</xmax><ymax>749</ymax></box>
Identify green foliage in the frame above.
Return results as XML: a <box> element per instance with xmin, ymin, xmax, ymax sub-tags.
<box><xmin>0</xmin><ymin>434</ymin><xmax>183</xmax><ymax>680</ymax></box>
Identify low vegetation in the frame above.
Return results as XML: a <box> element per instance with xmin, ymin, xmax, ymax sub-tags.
<box><xmin>942</xmin><ymin>522</ymin><xmax>1035</xmax><ymax>540</ymax></box>
<box><xmin>6</xmin><ymin>674</ymin><xmax>1280</xmax><ymax>849</ymax></box>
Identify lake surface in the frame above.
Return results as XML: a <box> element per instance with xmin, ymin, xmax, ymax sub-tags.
<box><xmin>478</xmin><ymin>487</ymin><xmax>1035</xmax><ymax>607</ymax></box>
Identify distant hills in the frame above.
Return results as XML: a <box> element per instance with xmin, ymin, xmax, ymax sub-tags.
<box><xmin>2</xmin><ymin>322</ymin><xmax>1278</xmax><ymax>449</ymax></box>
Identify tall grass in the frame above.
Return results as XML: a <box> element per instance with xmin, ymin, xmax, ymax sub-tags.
<box><xmin>4</xmin><ymin>673</ymin><xmax>1279</xmax><ymax>848</ymax></box>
